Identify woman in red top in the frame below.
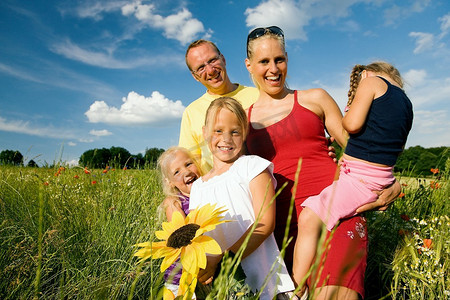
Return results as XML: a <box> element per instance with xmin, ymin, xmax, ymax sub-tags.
<box><xmin>244</xmin><ymin>26</ymin><xmax>400</xmax><ymax>299</ymax></box>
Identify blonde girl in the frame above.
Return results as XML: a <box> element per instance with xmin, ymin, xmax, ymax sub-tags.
<box><xmin>189</xmin><ymin>97</ymin><xmax>295</xmax><ymax>300</ymax></box>
<box><xmin>294</xmin><ymin>62</ymin><xmax>413</xmax><ymax>296</ymax></box>
<box><xmin>157</xmin><ymin>146</ymin><xmax>203</xmax><ymax>294</ymax></box>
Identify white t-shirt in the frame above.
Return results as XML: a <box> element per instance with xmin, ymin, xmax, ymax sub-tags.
<box><xmin>189</xmin><ymin>155</ymin><xmax>294</xmax><ymax>299</ymax></box>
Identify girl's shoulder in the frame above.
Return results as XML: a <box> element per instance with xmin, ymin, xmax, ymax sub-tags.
<box><xmin>234</xmin><ymin>155</ymin><xmax>273</xmax><ymax>178</ymax></box>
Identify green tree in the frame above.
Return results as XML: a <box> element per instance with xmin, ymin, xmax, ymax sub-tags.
<box><xmin>144</xmin><ymin>147</ymin><xmax>165</xmax><ymax>166</ymax></box>
<box><xmin>79</xmin><ymin>148</ymin><xmax>111</xmax><ymax>169</ymax></box>
<box><xmin>0</xmin><ymin>149</ymin><xmax>24</xmax><ymax>166</ymax></box>
<box><xmin>27</xmin><ymin>159</ymin><xmax>39</xmax><ymax>167</ymax></box>
<box><xmin>110</xmin><ymin>146</ymin><xmax>131</xmax><ymax>167</ymax></box>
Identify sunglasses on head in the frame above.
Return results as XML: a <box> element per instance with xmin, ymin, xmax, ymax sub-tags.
<box><xmin>246</xmin><ymin>26</ymin><xmax>284</xmax><ymax>56</ymax></box>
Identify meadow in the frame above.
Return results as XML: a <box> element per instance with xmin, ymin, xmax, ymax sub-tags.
<box><xmin>0</xmin><ymin>160</ymin><xmax>448</xmax><ymax>299</ymax></box>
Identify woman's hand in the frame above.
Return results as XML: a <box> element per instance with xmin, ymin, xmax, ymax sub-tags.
<box><xmin>356</xmin><ymin>179</ymin><xmax>401</xmax><ymax>213</ymax></box>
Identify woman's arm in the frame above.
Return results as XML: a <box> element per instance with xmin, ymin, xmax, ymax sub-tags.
<box><xmin>309</xmin><ymin>88</ymin><xmax>348</xmax><ymax>148</ymax></box>
<box><xmin>356</xmin><ymin>179</ymin><xmax>401</xmax><ymax>213</ymax></box>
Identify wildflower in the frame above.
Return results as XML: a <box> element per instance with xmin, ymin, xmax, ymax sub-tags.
<box><xmin>430</xmin><ymin>181</ymin><xmax>440</xmax><ymax>189</ymax></box>
<box><xmin>398</xmin><ymin>192</ymin><xmax>405</xmax><ymax>198</ymax></box>
<box><xmin>134</xmin><ymin>204</ymin><xmax>226</xmax><ymax>274</ymax></box>
<box><xmin>84</xmin><ymin>167</ymin><xmax>91</xmax><ymax>174</ymax></box>
<box><xmin>398</xmin><ymin>229</ymin><xmax>408</xmax><ymax>236</ymax></box>
<box><xmin>401</xmin><ymin>183</ymin><xmax>408</xmax><ymax>187</ymax></box>
<box><xmin>123</xmin><ymin>166</ymin><xmax>127</xmax><ymax>170</ymax></box>
<box><xmin>92</xmin><ymin>180</ymin><xmax>97</xmax><ymax>184</ymax></box>
<box><xmin>423</xmin><ymin>239</ymin><xmax>432</xmax><ymax>249</ymax></box>
<box><xmin>102</xmin><ymin>169</ymin><xmax>108</xmax><ymax>174</ymax></box>
<box><xmin>43</xmin><ymin>182</ymin><xmax>49</xmax><ymax>186</ymax></box>
<box><xmin>430</xmin><ymin>168</ymin><xmax>439</xmax><ymax>174</ymax></box>
<box><xmin>400</xmin><ymin>214</ymin><xmax>410</xmax><ymax>221</ymax></box>
<box><xmin>74</xmin><ymin>175</ymin><xmax>79</xmax><ymax>179</ymax></box>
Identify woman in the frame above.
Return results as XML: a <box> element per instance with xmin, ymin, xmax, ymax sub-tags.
<box><xmin>244</xmin><ymin>26</ymin><xmax>382</xmax><ymax>299</ymax></box>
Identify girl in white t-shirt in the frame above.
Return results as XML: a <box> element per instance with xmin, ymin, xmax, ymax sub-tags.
<box><xmin>189</xmin><ymin>97</ymin><xmax>295</xmax><ymax>300</ymax></box>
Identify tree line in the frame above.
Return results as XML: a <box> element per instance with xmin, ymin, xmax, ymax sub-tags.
<box><xmin>0</xmin><ymin>147</ymin><xmax>165</xmax><ymax>169</ymax></box>
<box><xmin>1</xmin><ymin>146</ymin><xmax>448</xmax><ymax>175</ymax></box>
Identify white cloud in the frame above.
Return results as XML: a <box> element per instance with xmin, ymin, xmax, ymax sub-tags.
<box><xmin>0</xmin><ymin>116</ymin><xmax>77</xmax><ymax>139</ymax></box>
<box><xmin>89</xmin><ymin>129</ymin><xmax>112</xmax><ymax>137</ymax></box>
<box><xmin>439</xmin><ymin>13</ymin><xmax>450</xmax><ymax>38</ymax></box>
<box><xmin>70</xmin><ymin>0</ymin><xmax>129</xmax><ymax>20</ymax></box>
<box><xmin>403</xmin><ymin>69</ymin><xmax>427</xmax><ymax>87</ymax></box>
<box><xmin>245</xmin><ymin>0</ymin><xmax>309</xmax><ymax>40</ymax></box>
<box><xmin>409</xmin><ymin>32</ymin><xmax>434</xmax><ymax>53</ymax></box>
<box><xmin>85</xmin><ymin>91</ymin><xmax>185</xmax><ymax>126</ymax></box>
<box><xmin>50</xmin><ymin>39</ymin><xmax>184</xmax><ymax>69</ymax></box>
<box><xmin>403</xmin><ymin>69</ymin><xmax>450</xmax><ymax>108</ymax></box>
<box><xmin>67</xmin><ymin>159</ymin><xmax>79</xmax><ymax>166</ymax></box>
<box><xmin>406</xmin><ymin>109</ymin><xmax>450</xmax><ymax>147</ymax></box>
<box><xmin>68</xmin><ymin>142</ymin><xmax>77</xmax><ymax>146</ymax></box>
<box><xmin>121</xmin><ymin>2</ymin><xmax>207</xmax><ymax>45</ymax></box>
<box><xmin>244</xmin><ymin>0</ymin><xmax>379</xmax><ymax>40</ymax></box>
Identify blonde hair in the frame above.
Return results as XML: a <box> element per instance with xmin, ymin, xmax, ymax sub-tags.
<box><xmin>246</xmin><ymin>34</ymin><xmax>287</xmax><ymax>90</ymax></box>
<box><xmin>204</xmin><ymin>97</ymin><xmax>249</xmax><ymax>142</ymax></box>
<box><xmin>347</xmin><ymin>61</ymin><xmax>404</xmax><ymax>107</ymax></box>
<box><xmin>157</xmin><ymin>146</ymin><xmax>202</xmax><ymax>197</ymax></box>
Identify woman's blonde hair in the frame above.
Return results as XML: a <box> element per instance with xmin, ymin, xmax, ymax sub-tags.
<box><xmin>157</xmin><ymin>146</ymin><xmax>202</xmax><ymax>197</ymax></box>
<box><xmin>347</xmin><ymin>61</ymin><xmax>403</xmax><ymax>107</ymax></box>
<box><xmin>204</xmin><ymin>97</ymin><xmax>249</xmax><ymax>142</ymax></box>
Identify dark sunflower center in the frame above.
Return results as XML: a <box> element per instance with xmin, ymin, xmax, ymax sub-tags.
<box><xmin>166</xmin><ymin>224</ymin><xmax>200</xmax><ymax>248</ymax></box>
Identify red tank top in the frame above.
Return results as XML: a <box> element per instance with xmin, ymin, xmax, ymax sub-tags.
<box><xmin>246</xmin><ymin>90</ymin><xmax>337</xmax><ymax>214</ymax></box>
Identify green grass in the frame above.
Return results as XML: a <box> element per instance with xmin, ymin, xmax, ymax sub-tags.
<box><xmin>0</xmin><ymin>160</ymin><xmax>448</xmax><ymax>299</ymax></box>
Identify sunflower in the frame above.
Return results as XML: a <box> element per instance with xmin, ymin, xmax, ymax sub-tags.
<box><xmin>134</xmin><ymin>203</ymin><xmax>227</xmax><ymax>275</ymax></box>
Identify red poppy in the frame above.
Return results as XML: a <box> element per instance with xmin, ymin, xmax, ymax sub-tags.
<box><xmin>74</xmin><ymin>175</ymin><xmax>79</xmax><ymax>179</ymax></box>
<box><xmin>398</xmin><ymin>192</ymin><xmax>405</xmax><ymax>198</ymax></box>
<box><xmin>423</xmin><ymin>239</ymin><xmax>432</xmax><ymax>249</ymax></box>
<box><xmin>91</xmin><ymin>180</ymin><xmax>97</xmax><ymax>184</ymax></box>
<box><xmin>401</xmin><ymin>183</ymin><xmax>408</xmax><ymax>187</ymax></box>
<box><xmin>430</xmin><ymin>168</ymin><xmax>439</xmax><ymax>174</ymax></box>
<box><xmin>398</xmin><ymin>229</ymin><xmax>408</xmax><ymax>236</ymax></box>
<box><xmin>102</xmin><ymin>169</ymin><xmax>108</xmax><ymax>173</ymax></box>
<box><xmin>84</xmin><ymin>167</ymin><xmax>91</xmax><ymax>174</ymax></box>
<box><xmin>400</xmin><ymin>214</ymin><xmax>410</xmax><ymax>221</ymax></box>
<box><xmin>123</xmin><ymin>166</ymin><xmax>127</xmax><ymax>170</ymax></box>
<box><xmin>43</xmin><ymin>182</ymin><xmax>49</xmax><ymax>186</ymax></box>
<box><xmin>430</xmin><ymin>181</ymin><xmax>441</xmax><ymax>189</ymax></box>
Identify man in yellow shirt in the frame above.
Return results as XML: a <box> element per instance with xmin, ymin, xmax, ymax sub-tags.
<box><xmin>179</xmin><ymin>40</ymin><xmax>259</xmax><ymax>172</ymax></box>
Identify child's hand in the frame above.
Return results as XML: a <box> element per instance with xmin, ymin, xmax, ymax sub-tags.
<box><xmin>198</xmin><ymin>254</ymin><xmax>223</xmax><ymax>285</ymax></box>
<box><xmin>327</xmin><ymin>137</ymin><xmax>337</xmax><ymax>163</ymax></box>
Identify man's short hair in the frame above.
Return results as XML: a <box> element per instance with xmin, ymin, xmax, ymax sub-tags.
<box><xmin>185</xmin><ymin>39</ymin><xmax>221</xmax><ymax>71</ymax></box>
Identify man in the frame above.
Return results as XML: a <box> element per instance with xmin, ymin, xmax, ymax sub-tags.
<box><xmin>179</xmin><ymin>39</ymin><xmax>259</xmax><ymax>172</ymax></box>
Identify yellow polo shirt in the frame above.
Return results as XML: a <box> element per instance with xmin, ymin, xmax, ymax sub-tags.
<box><xmin>178</xmin><ymin>84</ymin><xmax>259</xmax><ymax>172</ymax></box>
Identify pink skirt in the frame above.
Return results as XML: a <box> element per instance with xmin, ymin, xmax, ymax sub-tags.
<box><xmin>302</xmin><ymin>158</ymin><xmax>395</xmax><ymax>231</ymax></box>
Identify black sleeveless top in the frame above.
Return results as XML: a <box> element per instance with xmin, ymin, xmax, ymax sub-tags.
<box><xmin>345</xmin><ymin>76</ymin><xmax>413</xmax><ymax>165</ymax></box>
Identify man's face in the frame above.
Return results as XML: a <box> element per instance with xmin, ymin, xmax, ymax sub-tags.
<box><xmin>186</xmin><ymin>43</ymin><xmax>227</xmax><ymax>94</ymax></box>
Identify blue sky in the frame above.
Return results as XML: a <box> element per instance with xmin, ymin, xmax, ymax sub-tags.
<box><xmin>1</xmin><ymin>0</ymin><xmax>449</xmax><ymax>166</ymax></box>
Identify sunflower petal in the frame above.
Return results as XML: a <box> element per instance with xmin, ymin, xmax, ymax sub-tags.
<box><xmin>160</xmin><ymin>248</ymin><xmax>182</xmax><ymax>272</ymax></box>
<box><xmin>180</xmin><ymin>245</ymin><xmax>199</xmax><ymax>274</ymax></box>
<box><xmin>163</xmin><ymin>287</ymin><xmax>175</xmax><ymax>300</ymax></box>
<box><xmin>178</xmin><ymin>271</ymin><xmax>197</xmax><ymax>299</ymax></box>
<box><xmin>196</xmin><ymin>235</ymin><xmax>222</xmax><ymax>255</ymax></box>
<box><xmin>190</xmin><ymin>241</ymin><xmax>207</xmax><ymax>269</ymax></box>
